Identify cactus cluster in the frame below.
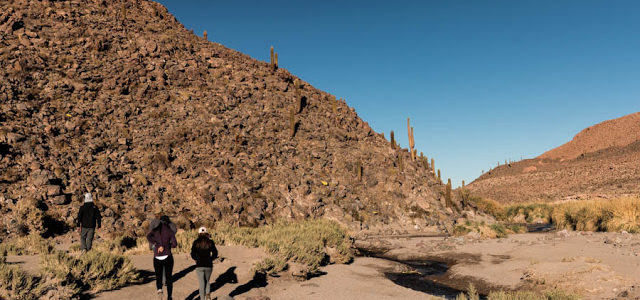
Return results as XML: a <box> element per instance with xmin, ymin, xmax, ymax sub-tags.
<box><xmin>203</xmin><ymin>30</ymin><xmax>208</xmax><ymax>40</ymax></box>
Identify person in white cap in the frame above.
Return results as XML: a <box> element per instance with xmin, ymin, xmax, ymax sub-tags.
<box><xmin>190</xmin><ymin>226</ymin><xmax>218</xmax><ymax>300</ymax></box>
<box><xmin>77</xmin><ymin>192</ymin><xmax>101</xmax><ymax>252</ymax></box>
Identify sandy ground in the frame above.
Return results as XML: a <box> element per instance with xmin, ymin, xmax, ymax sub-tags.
<box><xmin>6</xmin><ymin>244</ymin><xmax>428</xmax><ymax>300</ymax></box>
<box><xmin>357</xmin><ymin>231</ymin><xmax>640</xmax><ymax>299</ymax></box>
<box><xmin>7</xmin><ymin>231</ymin><xmax>640</xmax><ymax>299</ymax></box>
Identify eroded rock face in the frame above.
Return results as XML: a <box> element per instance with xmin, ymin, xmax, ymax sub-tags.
<box><xmin>0</xmin><ymin>0</ymin><xmax>452</xmax><ymax>237</ymax></box>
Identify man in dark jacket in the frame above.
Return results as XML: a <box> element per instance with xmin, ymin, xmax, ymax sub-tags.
<box><xmin>77</xmin><ymin>192</ymin><xmax>101</xmax><ymax>252</ymax></box>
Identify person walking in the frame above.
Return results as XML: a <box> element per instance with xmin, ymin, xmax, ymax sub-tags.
<box><xmin>147</xmin><ymin>215</ymin><xmax>178</xmax><ymax>300</ymax></box>
<box><xmin>190</xmin><ymin>227</ymin><xmax>218</xmax><ymax>300</ymax></box>
<box><xmin>77</xmin><ymin>192</ymin><xmax>101</xmax><ymax>252</ymax></box>
<box><xmin>148</xmin><ymin>212</ymin><xmax>177</xmax><ymax>287</ymax></box>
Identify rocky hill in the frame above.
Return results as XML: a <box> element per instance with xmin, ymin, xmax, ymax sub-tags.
<box><xmin>467</xmin><ymin>112</ymin><xmax>640</xmax><ymax>203</ymax></box>
<box><xmin>0</xmin><ymin>0</ymin><xmax>452</xmax><ymax>238</ymax></box>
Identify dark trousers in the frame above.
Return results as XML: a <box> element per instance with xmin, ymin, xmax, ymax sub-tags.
<box><xmin>153</xmin><ymin>255</ymin><xmax>174</xmax><ymax>298</ymax></box>
<box><xmin>80</xmin><ymin>227</ymin><xmax>95</xmax><ymax>251</ymax></box>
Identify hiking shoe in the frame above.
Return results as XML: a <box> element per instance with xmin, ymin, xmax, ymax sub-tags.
<box><xmin>156</xmin><ymin>289</ymin><xmax>163</xmax><ymax>300</ymax></box>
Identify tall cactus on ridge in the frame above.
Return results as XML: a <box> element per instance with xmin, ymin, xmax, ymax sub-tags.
<box><xmin>390</xmin><ymin>131</ymin><xmax>396</xmax><ymax>149</ymax></box>
<box><xmin>407</xmin><ymin>118</ymin><xmax>416</xmax><ymax>160</ymax></box>
<box><xmin>445</xmin><ymin>178</ymin><xmax>453</xmax><ymax>208</ymax></box>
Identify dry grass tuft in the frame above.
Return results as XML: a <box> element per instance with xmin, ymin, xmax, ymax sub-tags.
<box><xmin>551</xmin><ymin>196</ymin><xmax>640</xmax><ymax>232</ymax></box>
<box><xmin>468</xmin><ymin>194</ymin><xmax>640</xmax><ymax>233</ymax></box>
<box><xmin>40</xmin><ymin>250</ymin><xmax>139</xmax><ymax>294</ymax></box>
<box><xmin>0</xmin><ymin>234</ymin><xmax>55</xmax><ymax>255</ymax></box>
<box><xmin>453</xmin><ymin>221</ymin><xmax>525</xmax><ymax>238</ymax></box>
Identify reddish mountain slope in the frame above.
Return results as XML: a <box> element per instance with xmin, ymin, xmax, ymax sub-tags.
<box><xmin>540</xmin><ymin>112</ymin><xmax>640</xmax><ymax>160</ymax></box>
<box><xmin>467</xmin><ymin>112</ymin><xmax>640</xmax><ymax>203</ymax></box>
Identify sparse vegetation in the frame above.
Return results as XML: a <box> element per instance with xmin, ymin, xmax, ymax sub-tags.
<box><xmin>0</xmin><ymin>234</ymin><xmax>55</xmax><ymax>255</ymax></box>
<box><xmin>210</xmin><ymin>219</ymin><xmax>354</xmax><ymax>276</ymax></box>
<box><xmin>96</xmin><ymin>219</ymin><xmax>353</xmax><ymax>278</ymax></box>
<box><xmin>452</xmin><ymin>221</ymin><xmax>524</xmax><ymax>238</ymax></box>
<box><xmin>466</xmin><ymin>193</ymin><xmax>640</xmax><ymax>233</ymax></box>
<box><xmin>40</xmin><ymin>250</ymin><xmax>140</xmax><ymax>293</ymax></box>
<box><xmin>0</xmin><ymin>260</ymin><xmax>45</xmax><ymax>300</ymax></box>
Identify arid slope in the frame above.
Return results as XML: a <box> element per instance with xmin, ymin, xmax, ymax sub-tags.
<box><xmin>467</xmin><ymin>112</ymin><xmax>640</xmax><ymax>203</ymax></box>
<box><xmin>0</xmin><ymin>0</ymin><xmax>450</xmax><ymax>238</ymax></box>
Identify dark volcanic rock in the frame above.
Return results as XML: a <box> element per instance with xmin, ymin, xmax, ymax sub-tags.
<box><xmin>0</xmin><ymin>0</ymin><xmax>452</xmax><ymax>237</ymax></box>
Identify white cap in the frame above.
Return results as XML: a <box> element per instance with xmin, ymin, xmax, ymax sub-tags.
<box><xmin>198</xmin><ymin>227</ymin><xmax>207</xmax><ymax>234</ymax></box>
<box><xmin>84</xmin><ymin>193</ymin><xmax>93</xmax><ymax>203</ymax></box>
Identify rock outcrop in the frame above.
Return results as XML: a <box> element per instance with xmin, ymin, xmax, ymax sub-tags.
<box><xmin>0</xmin><ymin>0</ymin><xmax>452</xmax><ymax>237</ymax></box>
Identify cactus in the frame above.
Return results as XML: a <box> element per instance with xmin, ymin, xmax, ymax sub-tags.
<box><xmin>294</xmin><ymin>79</ymin><xmax>303</xmax><ymax>113</ymax></box>
<box><xmin>203</xmin><ymin>30</ymin><xmax>208</xmax><ymax>40</ymax></box>
<box><xmin>390</xmin><ymin>131</ymin><xmax>396</xmax><ymax>149</ymax></box>
<box><xmin>275</xmin><ymin>52</ymin><xmax>279</xmax><ymax>69</ymax></box>
<box><xmin>270</xmin><ymin>46</ymin><xmax>274</xmax><ymax>67</ymax></box>
<box><xmin>121</xmin><ymin>5</ymin><xmax>127</xmax><ymax>24</ymax></box>
<box><xmin>462</xmin><ymin>180</ymin><xmax>465</xmax><ymax>187</ymax></box>
<box><xmin>407</xmin><ymin>118</ymin><xmax>416</xmax><ymax>160</ymax></box>
<box><xmin>437</xmin><ymin>169</ymin><xmax>441</xmax><ymax>183</ymax></box>
<box><xmin>445</xmin><ymin>178</ymin><xmax>453</xmax><ymax>208</ymax></box>
<box><xmin>289</xmin><ymin>107</ymin><xmax>295</xmax><ymax>137</ymax></box>
<box><xmin>431</xmin><ymin>158</ymin><xmax>435</xmax><ymax>173</ymax></box>
<box><xmin>398</xmin><ymin>154</ymin><xmax>404</xmax><ymax>172</ymax></box>
<box><xmin>332</xmin><ymin>96</ymin><xmax>337</xmax><ymax>115</ymax></box>
<box><xmin>356</xmin><ymin>161</ymin><xmax>363</xmax><ymax>182</ymax></box>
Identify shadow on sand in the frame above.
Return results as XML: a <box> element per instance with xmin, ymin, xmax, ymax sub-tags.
<box><xmin>185</xmin><ymin>266</ymin><xmax>241</xmax><ymax>300</ymax></box>
<box><xmin>85</xmin><ymin>269</ymin><xmax>155</xmax><ymax>299</ymax></box>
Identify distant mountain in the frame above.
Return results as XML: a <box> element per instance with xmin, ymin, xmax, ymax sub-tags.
<box><xmin>0</xmin><ymin>0</ymin><xmax>452</xmax><ymax>237</ymax></box>
<box><xmin>467</xmin><ymin>112</ymin><xmax>640</xmax><ymax>203</ymax></box>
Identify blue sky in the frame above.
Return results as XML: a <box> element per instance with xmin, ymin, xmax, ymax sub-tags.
<box><xmin>157</xmin><ymin>0</ymin><xmax>640</xmax><ymax>187</ymax></box>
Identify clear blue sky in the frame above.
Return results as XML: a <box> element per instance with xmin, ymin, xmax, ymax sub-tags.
<box><xmin>157</xmin><ymin>0</ymin><xmax>640</xmax><ymax>187</ymax></box>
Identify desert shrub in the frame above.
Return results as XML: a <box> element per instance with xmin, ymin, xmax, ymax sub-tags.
<box><xmin>462</xmin><ymin>194</ymin><xmax>505</xmax><ymax>220</ymax></box>
<box><xmin>0</xmin><ymin>234</ymin><xmax>55</xmax><ymax>255</ymax></box>
<box><xmin>0</xmin><ymin>261</ymin><xmax>43</xmax><ymax>300</ymax></box>
<box><xmin>252</xmin><ymin>257</ymin><xmax>288</xmax><ymax>275</ymax></box>
<box><xmin>465</xmin><ymin>194</ymin><xmax>640</xmax><ymax>233</ymax></box>
<box><xmin>452</xmin><ymin>221</ymin><xmax>522</xmax><ymax>239</ymax></box>
<box><xmin>101</xmin><ymin>219</ymin><xmax>353</xmax><ymax>277</ymax></box>
<box><xmin>171</xmin><ymin>219</ymin><xmax>353</xmax><ymax>275</ymax></box>
<box><xmin>503</xmin><ymin>203</ymin><xmax>553</xmax><ymax>223</ymax></box>
<box><xmin>41</xmin><ymin>250</ymin><xmax>139</xmax><ymax>293</ymax></box>
<box><xmin>551</xmin><ymin>196</ymin><xmax>640</xmax><ymax>232</ymax></box>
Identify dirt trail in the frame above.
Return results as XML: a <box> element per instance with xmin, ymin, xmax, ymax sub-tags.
<box><xmin>94</xmin><ymin>246</ymin><xmax>265</xmax><ymax>300</ymax></box>
<box><xmin>7</xmin><ymin>243</ymin><xmax>431</xmax><ymax>300</ymax></box>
